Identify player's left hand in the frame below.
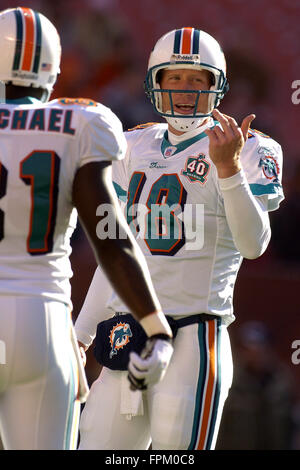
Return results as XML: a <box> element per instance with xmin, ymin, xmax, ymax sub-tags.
<box><xmin>205</xmin><ymin>109</ymin><xmax>256</xmax><ymax>178</ymax></box>
<box><xmin>128</xmin><ymin>334</ymin><xmax>174</xmax><ymax>391</ymax></box>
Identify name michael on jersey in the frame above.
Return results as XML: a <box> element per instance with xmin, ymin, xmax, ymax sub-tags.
<box><xmin>0</xmin><ymin>107</ymin><xmax>76</xmax><ymax>135</ymax></box>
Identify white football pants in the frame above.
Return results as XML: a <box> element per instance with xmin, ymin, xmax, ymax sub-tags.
<box><xmin>79</xmin><ymin>318</ymin><xmax>233</xmax><ymax>450</ymax></box>
<box><xmin>0</xmin><ymin>296</ymin><xmax>80</xmax><ymax>450</ymax></box>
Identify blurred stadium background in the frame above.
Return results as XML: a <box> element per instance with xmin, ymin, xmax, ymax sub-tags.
<box><xmin>0</xmin><ymin>0</ymin><xmax>299</xmax><ymax>449</ymax></box>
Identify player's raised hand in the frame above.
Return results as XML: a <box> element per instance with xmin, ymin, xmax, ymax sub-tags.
<box><xmin>205</xmin><ymin>109</ymin><xmax>256</xmax><ymax>178</ymax></box>
<box><xmin>128</xmin><ymin>334</ymin><xmax>174</xmax><ymax>391</ymax></box>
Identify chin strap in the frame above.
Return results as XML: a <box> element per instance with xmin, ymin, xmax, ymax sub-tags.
<box><xmin>165</xmin><ymin>113</ymin><xmax>209</xmax><ymax>133</ymax></box>
<box><xmin>167</xmin><ymin>117</ymin><xmax>214</xmax><ymax>144</ymax></box>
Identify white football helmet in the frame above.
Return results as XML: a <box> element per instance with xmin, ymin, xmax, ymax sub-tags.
<box><xmin>0</xmin><ymin>7</ymin><xmax>61</xmax><ymax>101</ymax></box>
<box><xmin>145</xmin><ymin>28</ymin><xmax>229</xmax><ymax>132</ymax></box>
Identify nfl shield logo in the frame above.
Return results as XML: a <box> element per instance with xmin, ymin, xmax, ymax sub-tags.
<box><xmin>164</xmin><ymin>146</ymin><xmax>177</xmax><ymax>158</ymax></box>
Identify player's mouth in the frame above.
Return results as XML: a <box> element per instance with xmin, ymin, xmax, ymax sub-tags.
<box><xmin>173</xmin><ymin>104</ymin><xmax>196</xmax><ymax>114</ymax></box>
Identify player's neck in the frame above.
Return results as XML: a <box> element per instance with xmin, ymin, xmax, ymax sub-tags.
<box><xmin>167</xmin><ymin>117</ymin><xmax>213</xmax><ymax>145</ymax></box>
<box><xmin>5</xmin><ymin>84</ymin><xmax>48</xmax><ymax>102</ymax></box>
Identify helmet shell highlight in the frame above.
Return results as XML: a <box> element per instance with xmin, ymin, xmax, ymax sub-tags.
<box><xmin>0</xmin><ymin>7</ymin><xmax>61</xmax><ymax>98</ymax></box>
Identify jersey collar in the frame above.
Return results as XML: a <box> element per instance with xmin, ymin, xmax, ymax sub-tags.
<box><xmin>161</xmin><ymin>120</ymin><xmax>219</xmax><ymax>158</ymax></box>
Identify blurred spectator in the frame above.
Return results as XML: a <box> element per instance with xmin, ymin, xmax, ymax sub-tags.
<box><xmin>216</xmin><ymin>321</ymin><xmax>297</xmax><ymax>450</ymax></box>
<box><xmin>269</xmin><ymin>162</ymin><xmax>300</xmax><ymax>263</ymax></box>
<box><xmin>291</xmin><ymin>402</ymin><xmax>300</xmax><ymax>450</ymax></box>
<box><xmin>101</xmin><ymin>64</ymin><xmax>158</xmax><ymax>130</ymax></box>
<box><xmin>49</xmin><ymin>3</ymin><xmax>137</xmax><ymax>101</ymax></box>
<box><xmin>223</xmin><ymin>49</ymin><xmax>272</xmax><ymax>133</ymax></box>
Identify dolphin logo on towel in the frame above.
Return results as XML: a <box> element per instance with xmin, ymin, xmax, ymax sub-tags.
<box><xmin>109</xmin><ymin>322</ymin><xmax>133</xmax><ymax>358</ymax></box>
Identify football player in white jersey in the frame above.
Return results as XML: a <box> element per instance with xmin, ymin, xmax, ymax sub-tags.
<box><xmin>75</xmin><ymin>28</ymin><xmax>284</xmax><ymax>450</ymax></box>
<box><xmin>0</xmin><ymin>7</ymin><xmax>174</xmax><ymax>450</ymax></box>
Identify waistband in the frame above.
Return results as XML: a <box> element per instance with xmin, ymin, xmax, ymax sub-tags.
<box><xmin>115</xmin><ymin>312</ymin><xmax>220</xmax><ymax>328</ymax></box>
<box><xmin>175</xmin><ymin>313</ymin><xmax>220</xmax><ymax>327</ymax></box>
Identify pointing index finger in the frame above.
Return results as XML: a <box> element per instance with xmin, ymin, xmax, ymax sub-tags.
<box><xmin>212</xmin><ymin>109</ymin><xmax>235</xmax><ymax>137</ymax></box>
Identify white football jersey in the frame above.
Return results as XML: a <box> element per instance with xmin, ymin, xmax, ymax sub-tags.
<box><xmin>108</xmin><ymin>120</ymin><xmax>283</xmax><ymax>325</ymax></box>
<box><xmin>0</xmin><ymin>96</ymin><xmax>126</xmax><ymax>307</ymax></box>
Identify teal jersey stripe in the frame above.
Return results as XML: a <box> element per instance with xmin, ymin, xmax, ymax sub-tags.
<box><xmin>205</xmin><ymin>318</ymin><xmax>221</xmax><ymax>449</ymax></box>
<box><xmin>192</xmin><ymin>29</ymin><xmax>200</xmax><ymax>54</ymax></box>
<box><xmin>188</xmin><ymin>322</ymin><xmax>206</xmax><ymax>450</ymax></box>
<box><xmin>13</xmin><ymin>9</ymin><xmax>23</xmax><ymax>70</ymax></box>
<box><xmin>174</xmin><ymin>29</ymin><xmax>182</xmax><ymax>53</ymax></box>
<box><xmin>161</xmin><ymin>120</ymin><xmax>219</xmax><ymax>158</ymax></box>
<box><xmin>113</xmin><ymin>181</ymin><xmax>127</xmax><ymax>202</ymax></box>
<box><xmin>32</xmin><ymin>11</ymin><xmax>42</xmax><ymax>73</ymax></box>
<box><xmin>161</xmin><ymin>127</ymin><xmax>209</xmax><ymax>157</ymax></box>
<box><xmin>249</xmin><ymin>182</ymin><xmax>283</xmax><ymax>196</ymax></box>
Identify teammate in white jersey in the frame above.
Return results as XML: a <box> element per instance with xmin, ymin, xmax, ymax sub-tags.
<box><xmin>75</xmin><ymin>28</ymin><xmax>284</xmax><ymax>450</ymax></box>
<box><xmin>0</xmin><ymin>7</ymin><xmax>173</xmax><ymax>450</ymax></box>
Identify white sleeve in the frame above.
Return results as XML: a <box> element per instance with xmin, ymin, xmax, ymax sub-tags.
<box><xmin>112</xmin><ymin>157</ymin><xmax>128</xmax><ymax>203</ymax></box>
<box><xmin>219</xmin><ymin>170</ymin><xmax>271</xmax><ymax>259</ymax></box>
<box><xmin>241</xmin><ymin>131</ymin><xmax>284</xmax><ymax>211</ymax></box>
<box><xmin>78</xmin><ymin>106</ymin><xmax>127</xmax><ymax>167</ymax></box>
<box><xmin>74</xmin><ymin>266</ymin><xmax>114</xmax><ymax>348</ymax></box>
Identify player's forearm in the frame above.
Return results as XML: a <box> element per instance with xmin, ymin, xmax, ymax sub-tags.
<box><xmin>74</xmin><ymin>312</ymin><xmax>99</xmax><ymax>349</ymax></box>
<box><xmin>73</xmin><ymin>162</ymin><xmax>172</xmax><ymax>338</ymax></box>
<box><xmin>219</xmin><ymin>169</ymin><xmax>271</xmax><ymax>259</ymax></box>
<box><xmin>75</xmin><ymin>266</ymin><xmax>113</xmax><ymax>348</ymax></box>
<box><xmin>82</xmin><ymin>220</ymin><xmax>172</xmax><ymax>337</ymax></box>
<box><xmin>95</xmin><ymin>231</ymin><xmax>161</xmax><ymax>318</ymax></box>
